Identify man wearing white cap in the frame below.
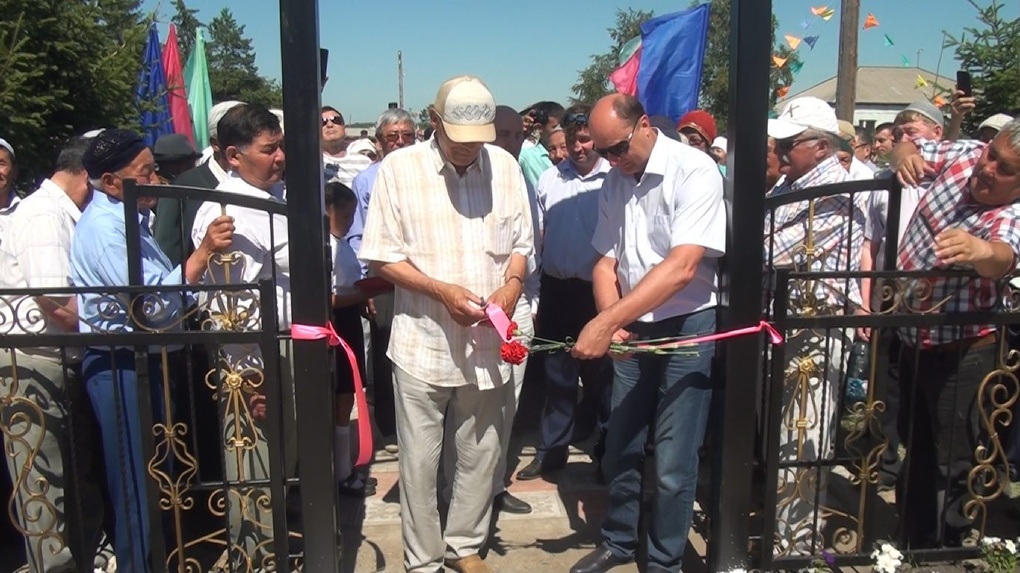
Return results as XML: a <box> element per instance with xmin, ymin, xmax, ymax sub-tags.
<box><xmin>154</xmin><ymin>100</ymin><xmax>245</xmax><ymax>266</ymax></box>
<box><xmin>360</xmin><ymin>75</ymin><xmax>533</xmax><ymax>573</ymax></box>
<box><xmin>0</xmin><ymin>138</ymin><xmax>21</xmax><ymax>247</ymax></box>
<box><xmin>978</xmin><ymin>113</ymin><xmax>1014</xmax><ymax>143</ymax></box>
<box><xmin>766</xmin><ymin>96</ymin><xmax>866</xmax><ymax>555</ymax></box>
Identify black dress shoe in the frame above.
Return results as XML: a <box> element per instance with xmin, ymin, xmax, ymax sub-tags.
<box><xmin>495</xmin><ymin>491</ymin><xmax>532</xmax><ymax>514</ymax></box>
<box><xmin>516</xmin><ymin>456</ymin><xmax>566</xmax><ymax>481</ymax></box>
<box><xmin>569</xmin><ymin>546</ymin><xmax>631</xmax><ymax>573</ymax></box>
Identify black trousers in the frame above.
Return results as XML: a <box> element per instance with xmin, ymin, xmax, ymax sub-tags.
<box><xmin>897</xmin><ymin>338</ymin><xmax>997</xmax><ymax>547</ymax></box>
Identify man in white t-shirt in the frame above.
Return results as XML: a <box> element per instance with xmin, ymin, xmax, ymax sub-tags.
<box><xmin>322</xmin><ymin>106</ymin><xmax>372</xmax><ymax>186</ymax></box>
<box><xmin>569</xmin><ymin>93</ymin><xmax>726</xmax><ymax>573</ymax></box>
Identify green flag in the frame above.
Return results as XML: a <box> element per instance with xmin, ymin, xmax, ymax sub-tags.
<box><xmin>185</xmin><ymin>31</ymin><xmax>213</xmax><ymax>148</ymax></box>
<box><xmin>789</xmin><ymin>60</ymin><xmax>804</xmax><ymax>75</ymax></box>
<box><xmin>901</xmin><ymin>54</ymin><xmax>911</xmax><ymax>67</ymax></box>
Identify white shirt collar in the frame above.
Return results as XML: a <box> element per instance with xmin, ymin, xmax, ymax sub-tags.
<box><xmin>38</xmin><ymin>178</ymin><xmax>83</xmax><ymax>222</ymax></box>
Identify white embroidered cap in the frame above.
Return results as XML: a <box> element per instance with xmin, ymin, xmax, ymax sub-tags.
<box><xmin>433</xmin><ymin>75</ymin><xmax>496</xmax><ymax>144</ymax></box>
<box><xmin>768</xmin><ymin>96</ymin><xmax>839</xmax><ymax>140</ymax></box>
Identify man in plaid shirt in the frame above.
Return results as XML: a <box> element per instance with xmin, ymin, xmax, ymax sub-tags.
<box><xmin>765</xmin><ymin>96</ymin><xmax>868</xmax><ymax>555</ymax></box>
<box><xmin>891</xmin><ymin>120</ymin><xmax>1020</xmax><ymax>547</ymax></box>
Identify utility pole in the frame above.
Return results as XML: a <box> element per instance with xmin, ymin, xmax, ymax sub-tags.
<box><xmin>916</xmin><ymin>48</ymin><xmax>923</xmax><ymax>69</ymax></box>
<box><xmin>834</xmin><ymin>0</ymin><xmax>860</xmax><ymax>122</ymax></box>
<box><xmin>397</xmin><ymin>50</ymin><xmax>405</xmax><ymax>109</ymax></box>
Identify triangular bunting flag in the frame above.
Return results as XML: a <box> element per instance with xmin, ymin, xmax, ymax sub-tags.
<box><xmin>801</xmin><ymin>19</ymin><xmax>811</xmax><ymax>30</ymax></box>
<box><xmin>786</xmin><ymin>35</ymin><xmax>802</xmax><ymax>50</ymax></box>
<box><xmin>803</xmin><ymin>36</ymin><xmax>819</xmax><ymax>50</ymax></box>
<box><xmin>934</xmin><ymin>95</ymin><xmax>946</xmax><ymax>107</ymax></box>
<box><xmin>773</xmin><ymin>55</ymin><xmax>788</xmax><ymax>68</ymax></box>
<box><xmin>915</xmin><ymin>74</ymin><xmax>928</xmax><ymax>89</ymax></box>
<box><xmin>901</xmin><ymin>54</ymin><xmax>912</xmax><ymax>67</ymax></box>
<box><xmin>777</xmin><ymin>86</ymin><xmax>790</xmax><ymax>98</ymax></box>
<box><xmin>811</xmin><ymin>5</ymin><xmax>829</xmax><ymax>16</ymax></box>
<box><xmin>863</xmin><ymin>13</ymin><xmax>879</xmax><ymax>29</ymax></box>
<box><xmin>884</xmin><ymin>34</ymin><xmax>894</xmax><ymax>47</ymax></box>
<box><xmin>821</xmin><ymin>8</ymin><xmax>835</xmax><ymax>21</ymax></box>
<box><xmin>789</xmin><ymin>60</ymin><xmax>804</xmax><ymax>74</ymax></box>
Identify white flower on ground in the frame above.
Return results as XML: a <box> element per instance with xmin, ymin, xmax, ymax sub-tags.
<box><xmin>1005</xmin><ymin>539</ymin><xmax>1017</xmax><ymax>555</ymax></box>
<box><xmin>983</xmin><ymin>536</ymin><xmax>1003</xmax><ymax>547</ymax></box>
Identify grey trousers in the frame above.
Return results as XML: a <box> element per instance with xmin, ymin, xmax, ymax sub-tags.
<box><xmin>393</xmin><ymin>365</ymin><xmax>505</xmax><ymax>573</ymax></box>
<box><xmin>219</xmin><ymin>341</ymin><xmax>298</xmax><ymax>571</ymax></box>
<box><xmin>0</xmin><ymin>350</ymin><xmax>104</xmax><ymax>573</ymax></box>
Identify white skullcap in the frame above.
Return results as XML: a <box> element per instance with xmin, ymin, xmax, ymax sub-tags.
<box><xmin>208</xmin><ymin>100</ymin><xmax>245</xmax><ymax>141</ymax></box>
<box><xmin>82</xmin><ymin>129</ymin><xmax>105</xmax><ymax>139</ymax></box>
<box><xmin>0</xmin><ymin>138</ymin><xmax>14</xmax><ymax>158</ymax></box>
<box><xmin>270</xmin><ymin>109</ymin><xmax>285</xmax><ymax>134</ymax></box>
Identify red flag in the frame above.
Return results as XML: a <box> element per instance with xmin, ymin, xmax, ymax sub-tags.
<box><xmin>863</xmin><ymin>13</ymin><xmax>879</xmax><ymax>29</ymax></box>
<box><xmin>162</xmin><ymin>25</ymin><xmax>195</xmax><ymax>146</ymax></box>
<box><xmin>609</xmin><ymin>46</ymin><xmax>642</xmax><ymax>97</ymax></box>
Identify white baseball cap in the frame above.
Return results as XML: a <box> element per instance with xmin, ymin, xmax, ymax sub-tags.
<box><xmin>712</xmin><ymin>136</ymin><xmax>728</xmax><ymax>150</ymax></box>
<box><xmin>768</xmin><ymin>96</ymin><xmax>839</xmax><ymax>140</ymax></box>
<box><xmin>347</xmin><ymin>138</ymin><xmax>377</xmax><ymax>157</ymax></box>
<box><xmin>979</xmin><ymin>113</ymin><xmax>1014</xmax><ymax>132</ymax></box>
<box><xmin>433</xmin><ymin>75</ymin><xmax>496</xmax><ymax>144</ymax></box>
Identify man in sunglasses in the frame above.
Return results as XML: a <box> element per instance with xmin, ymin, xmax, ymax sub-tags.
<box><xmin>569</xmin><ymin>93</ymin><xmax>726</xmax><ymax>573</ymax></box>
<box><xmin>322</xmin><ymin>106</ymin><xmax>371</xmax><ymax>186</ymax></box>
<box><xmin>765</xmin><ymin>96</ymin><xmax>866</xmax><ymax>555</ymax></box>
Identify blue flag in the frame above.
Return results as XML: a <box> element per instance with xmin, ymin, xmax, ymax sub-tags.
<box><xmin>636</xmin><ymin>3</ymin><xmax>710</xmax><ymax>123</ymax></box>
<box><xmin>136</xmin><ymin>24</ymin><xmax>174</xmax><ymax>148</ymax></box>
<box><xmin>803</xmin><ymin>36</ymin><xmax>819</xmax><ymax>50</ymax></box>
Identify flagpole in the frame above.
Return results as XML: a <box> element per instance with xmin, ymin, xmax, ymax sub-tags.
<box><xmin>931</xmin><ymin>31</ymin><xmax>948</xmax><ymax>99</ymax></box>
<box><xmin>397</xmin><ymin>50</ymin><xmax>404</xmax><ymax>109</ymax></box>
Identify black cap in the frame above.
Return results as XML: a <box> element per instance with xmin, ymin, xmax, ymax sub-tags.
<box><xmin>154</xmin><ymin>133</ymin><xmax>201</xmax><ymax>163</ymax></box>
<box><xmin>82</xmin><ymin>129</ymin><xmax>147</xmax><ymax>179</ymax></box>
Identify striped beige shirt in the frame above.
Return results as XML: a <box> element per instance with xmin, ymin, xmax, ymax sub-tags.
<box><xmin>360</xmin><ymin>140</ymin><xmax>533</xmax><ymax>389</ymax></box>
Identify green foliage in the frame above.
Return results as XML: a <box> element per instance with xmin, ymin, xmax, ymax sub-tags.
<box><xmin>571</xmin><ymin>8</ymin><xmax>652</xmax><ymax>105</ymax></box>
<box><xmin>944</xmin><ymin>0</ymin><xmax>1020</xmax><ymax>134</ymax></box>
<box><xmin>0</xmin><ymin>0</ymin><xmax>148</xmax><ymax>187</ymax></box>
<box><xmin>697</xmin><ymin>0</ymin><xmax>798</xmax><ymax>129</ymax></box>
<box><xmin>206</xmin><ymin>8</ymin><xmax>282</xmax><ymax>108</ymax></box>
<box><xmin>171</xmin><ymin>0</ymin><xmax>201</xmax><ymax>64</ymax></box>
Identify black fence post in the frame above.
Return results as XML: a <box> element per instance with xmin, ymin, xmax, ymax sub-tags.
<box><xmin>277</xmin><ymin>0</ymin><xmax>341</xmax><ymax>570</ymax></box>
<box><xmin>708</xmin><ymin>0</ymin><xmax>772</xmax><ymax>570</ymax></box>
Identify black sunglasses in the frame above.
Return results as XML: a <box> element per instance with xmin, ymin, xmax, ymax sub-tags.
<box><xmin>562</xmin><ymin>113</ymin><xmax>589</xmax><ymax>127</ymax></box>
<box><xmin>595</xmin><ymin>123</ymin><xmax>638</xmax><ymax>158</ymax></box>
<box><xmin>322</xmin><ymin>115</ymin><xmax>344</xmax><ymax>126</ymax></box>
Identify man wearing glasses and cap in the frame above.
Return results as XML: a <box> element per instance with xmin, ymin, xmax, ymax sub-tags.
<box><xmin>765</xmin><ymin>96</ymin><xmax>867</xmax><ymax>555</ymax></box>
<box><xmin>69</xmin><ymin>129</ymin><xmax>234</xmax><ymax>572</ymax></box>
<box><xmin>359</xmin><ymin>75</ymin><xmax>533</xmax><ymax>573</ymax></box>
<box><xmin>569</xmin><ymin>93</ymin><xmax>725</xmax><ymax>573</ymax></box>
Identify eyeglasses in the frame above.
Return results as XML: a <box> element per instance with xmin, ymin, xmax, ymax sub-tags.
<box><xmin>776</xmin><ymin>136</ymin><xmax>820</xmax><ymax>152</ymax></box>
<box><xmin>383</xmin><ymin>131</ymin><xmax>416</xmax><ymax>143</ymax></box>
<box><xmin>562</xmin><ymin>113</ymin><xmax>588</xmax><ymax>127</ymax></box>
<box><xmin>595</xmin><ymin>123</ymin><xmax>638</xmax><ymax>158</ymax></box>
<box><xmin>322</xmin><ymin>115</ymin><xmax>344</xmax><ymax>126</ymax></box>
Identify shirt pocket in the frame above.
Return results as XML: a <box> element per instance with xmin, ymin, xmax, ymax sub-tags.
<box><xmin>650</xmin><ymin>214</ymin><xmax>673</xmax><ymax>255</ymax></box>
<box><xmin>484</xmin><ymin>216</ymin><xmax>514</xmax><ymax>260</ymax></box>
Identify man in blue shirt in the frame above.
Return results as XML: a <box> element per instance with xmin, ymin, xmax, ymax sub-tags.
<box><xmin>70</xmin><ymin>129</ymin><xmax>234</xmax><ymax>572</ymax></box>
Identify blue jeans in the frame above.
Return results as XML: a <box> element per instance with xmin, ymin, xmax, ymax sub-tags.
<box><xmin>601</xmin><ymin>309</ymin><xmax>716</xmax><ymax>572</ymax></box>
<box><xmin>83</xmin><ymin>349</ymin><xmax>169</xmax><ymax>573</ymax></box>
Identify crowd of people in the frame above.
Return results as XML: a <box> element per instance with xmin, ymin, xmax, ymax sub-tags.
<box><xmin>0</xmin><ymin>71</ymin><xmax>1019</xmax><ymax>573</ymax></box>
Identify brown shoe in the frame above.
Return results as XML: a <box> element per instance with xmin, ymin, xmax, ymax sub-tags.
<box><xmin>445</xmin><ymin>554</ymin><xmax>493</xmax><ymax>573</ymax></box>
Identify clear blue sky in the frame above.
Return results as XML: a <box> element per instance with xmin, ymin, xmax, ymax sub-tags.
<box><xmin>146</xmin><ymin>0</ymin><xmax>1011</xmax><ymax>123</ymax></box>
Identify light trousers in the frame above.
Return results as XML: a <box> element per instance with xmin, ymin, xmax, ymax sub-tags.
<box><xmin>393</xmin><ymin>366</ymin><xmax>505</xmax><ymax>573</ymax></box>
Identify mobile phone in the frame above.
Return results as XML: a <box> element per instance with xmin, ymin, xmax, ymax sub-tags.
<box><xmin>320</xmin><ymin>48</ymin><xmax>329</xmax><ymax>85</ymax></box>
<box><xmin>956</xmin><ymin>70</ymin><xmax>972</xmax><ymax>97</ymax></box>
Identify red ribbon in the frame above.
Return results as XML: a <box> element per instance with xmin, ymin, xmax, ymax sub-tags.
<box><xmin>291</xmin><ymin>322</ymin><xmax>373</xmax><ymax>467</ymax></box>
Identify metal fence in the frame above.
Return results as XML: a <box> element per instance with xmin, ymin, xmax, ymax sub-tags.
<box><xmin>0</xmin><ymin>182</ymin><xmax>327</xmax><ymax>572</ymax></box>
<box><xmin>752</xmin><ymin>175</ymin><xmax>1020</xmax><ymax>570</ymax></box>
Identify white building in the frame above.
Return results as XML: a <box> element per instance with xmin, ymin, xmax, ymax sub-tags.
<box><xmin>778</xmin><ymin>66</ymin><xmax>954</xmax><ymax>131</ymax></box>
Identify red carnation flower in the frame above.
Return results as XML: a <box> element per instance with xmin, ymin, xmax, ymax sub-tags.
<box><xmin>506</xmin><ymin>321</ymin><xmax>519</xmax><ymax>339</ymax></box>
<box><xmin>500</xmin><ymin>340</ymin><xmax>528</xmax><ymax>365</ymax></box>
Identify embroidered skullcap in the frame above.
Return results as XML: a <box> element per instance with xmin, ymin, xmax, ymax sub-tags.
<box><xmin>82</xmin><ymin>129</ymin><xmax>147</xmax><ymax>179</ymax></box>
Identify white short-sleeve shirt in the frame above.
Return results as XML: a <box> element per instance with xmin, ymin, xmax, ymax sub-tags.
<box><xmin>330</xmin><ymin>234</ymin><xmax>361</xmax><ymax>295</ymax></box>
<box><xmin>591</xmin><ymin>130</ymin><xmax>727</xmax><ymax>322</ymax></box>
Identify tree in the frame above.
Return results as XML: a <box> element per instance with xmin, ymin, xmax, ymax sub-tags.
<box><xmin>945</xmin><ymin>0</ymin><xmax>1020</xmax><ymax>135</ymax></box>
<box><xmin>696</xmin><ymin>0</ymin><xmax>798</xmax><ymax>128</ymax></box>
<box><xmin>0</xmin><ymin>0</ymin><xmax>148</xmax><ymax>187</ymax></box>
<box><xmin>206</xmin><ymin>8</ymin><xmax>281</xmax><ymax>107</ymax></box>
<box><xmin>171</xmin><ymin>0</ymin><xmax>202</xmax><ymax>64</ymax></box>
<box><xmin>571</xmin><ymin>8</ymin><xmax>652</xmax><ymax>105</ymax></box>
